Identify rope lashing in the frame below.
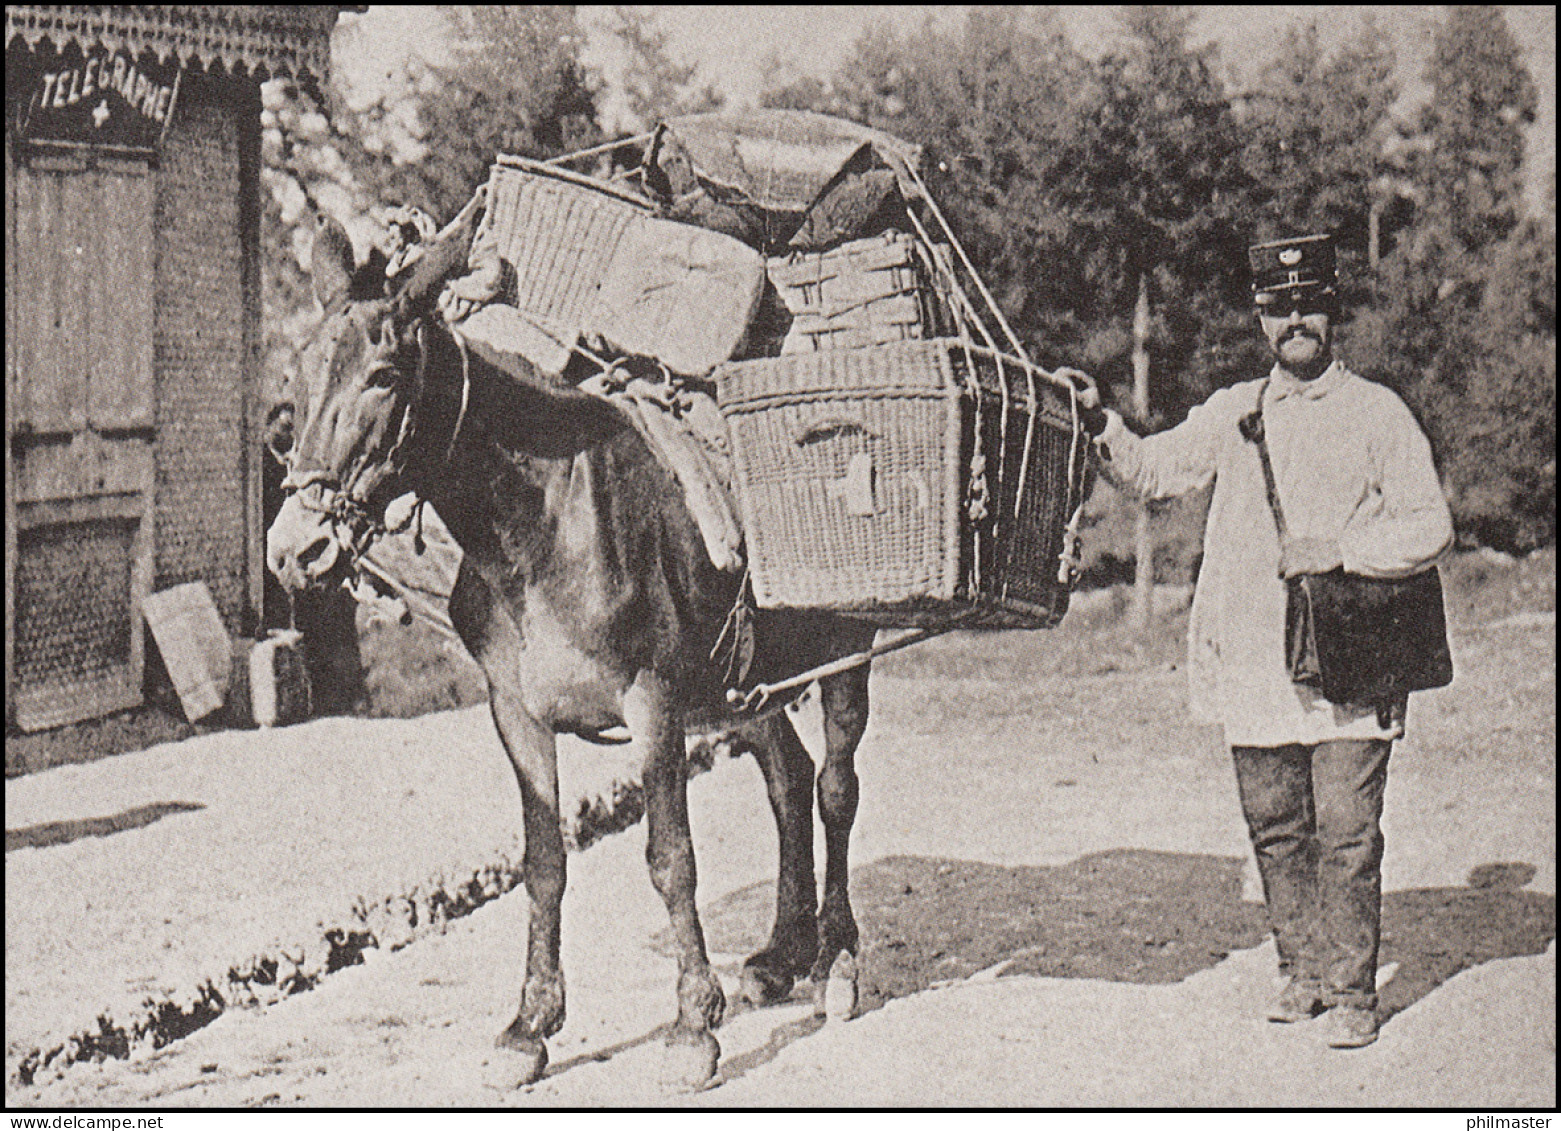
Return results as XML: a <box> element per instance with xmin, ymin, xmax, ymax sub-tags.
<box><xmin>541</xmin><ymin>132</ymin><xmax>656</xmax><ymax>168</ymax></box>
<box><xmin>902</xmin><ymin>160</ymin><xmax>1032</xmax><ymax>366</ymax></box>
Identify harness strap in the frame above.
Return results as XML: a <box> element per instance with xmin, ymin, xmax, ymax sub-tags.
<box><xmin>445</xmin><ymin>323</ymin><xmax>473</xmax><ymax>466</ymax></box>
<box><xmin>1241</xmin><ymin>379</ymin><xmax>1290</xmax><ymax>546</ymax></box>
<box><xmin>280</xmin><ymin>467</ymin><xmax>336</xmax><ymax>494</ymax></box>
<box><xmin>281</xmin><ymin>314</ymin><xmax>472</xmax><ymax>582</ymax></box>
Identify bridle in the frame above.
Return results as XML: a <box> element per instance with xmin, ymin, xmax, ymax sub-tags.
<box><xmin>280</xmin><ymin>312</ymin><xmax>473</xmax><ymax>568</ymax></box>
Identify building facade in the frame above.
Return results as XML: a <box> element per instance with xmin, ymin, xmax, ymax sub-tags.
<box><xmin>6</xmin><ymin>6</ymin><xmax>344</xmax><ymax>730</ymax></box>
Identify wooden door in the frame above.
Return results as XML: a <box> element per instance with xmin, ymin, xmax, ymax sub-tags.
<box><xmin>6</xmin><ymin>148</ymin><xmax>156</xmax><ymax>731</ymax></box>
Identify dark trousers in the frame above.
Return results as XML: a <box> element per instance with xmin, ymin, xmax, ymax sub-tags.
<box><xmin>1232</xmin><ymin>739</ymin><xmax>1392</xmax><ymax>1008</ymax></box>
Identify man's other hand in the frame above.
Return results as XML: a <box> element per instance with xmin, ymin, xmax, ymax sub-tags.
<box><xmin>1279</xmin><ymin>538</ymin><xmax>1343</xmax><ymax>579</ymax></box>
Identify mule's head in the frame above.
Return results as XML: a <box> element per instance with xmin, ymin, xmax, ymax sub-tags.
<box><xmin>267</xmin><ymin>214</ymin><xmax>459</xmax><ymax>592</ymax></box>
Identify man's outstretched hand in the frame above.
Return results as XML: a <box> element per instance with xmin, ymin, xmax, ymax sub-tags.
<box><xmin>1057</xmin><ymin>367</ymin><xmax>1108</xmax><ymax>437</ymax></box>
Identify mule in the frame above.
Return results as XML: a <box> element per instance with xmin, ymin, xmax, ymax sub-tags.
<box><xmin>267</xmin><ymin>215</ymin><xmax>876</xmax><ymax>1088</ymax></box>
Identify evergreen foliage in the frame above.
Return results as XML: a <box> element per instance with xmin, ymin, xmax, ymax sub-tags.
<box><xmin>608</xmin><ymin>5</ymin><xmax>724</xmax><ymax>129</ymax></box>
<box><xmin>341</xmin><ymin>6</ymin><xmax>603</xmax><ymax>220</ymax></box>
<box><xmin>1359</xmin><ymin>6</ymin><xmax>1550</xmax><ymax>549</ymax></box>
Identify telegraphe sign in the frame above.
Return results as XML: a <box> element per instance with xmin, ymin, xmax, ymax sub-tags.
<box><xmin>11</xmin><ymin>46</ymin><xmax>181</xmax><ymax>152</ymax></box>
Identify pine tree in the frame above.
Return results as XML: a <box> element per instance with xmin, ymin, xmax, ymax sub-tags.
<box><xmin>1064</xmin><ymin>9</ymin><xmax>1256</xmax><ymax>413</ymax></box>
<box><xmin>1442</xmin><ymin>206</ymin><xmax>1556</xmax><ymax>550</ymax></box>
<box><xmin>607</xmin><ymin>6</ymin><xmax>722</xmax><ymax>130</ymax></box>
<box><xmin>1416</xmin><ymin>6</ymin><xmax>1538</xmax><ymax>261</ymax></box>
<box><xmin>1376</xmin><ymin>6</ymin><xmax>1545</xmax><ymax>549</ymax></box>
<box><xmin>1060</xmin><ymin>10</ymin><xmax>1256</xmax><ymax>619</ymax></box>
<box><xmin>341</xmin><ymin>6</ymin><xmax>604</xmax><ymax>221</ymax></box>
<box><xmin>1239</xmin><ymin>14</ymin><xmax>1399</xmax><ymax>305</ymax></box>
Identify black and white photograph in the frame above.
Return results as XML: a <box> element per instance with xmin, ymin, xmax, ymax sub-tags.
<box><xmin>5</xmin><ymin>4</ymin><xmax>1554</xmax><ymax>1111</ymax></box>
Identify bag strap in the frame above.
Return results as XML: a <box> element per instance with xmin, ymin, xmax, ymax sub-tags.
<box><xmin>1240</xmin><ymin>379</ymin><xmax>1289</xmax><ymax>544</ymax></box>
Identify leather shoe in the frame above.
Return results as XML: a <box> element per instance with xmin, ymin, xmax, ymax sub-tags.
<box><xmin>1324</xmin><ymin>1005</ymin><xmax>1379</xmax><ymax>1048</ymax></box>
<box><xmin>1266</xmin><ymin>979</ymin><xmax>1325</xmax><ymax>1023</ymax></box>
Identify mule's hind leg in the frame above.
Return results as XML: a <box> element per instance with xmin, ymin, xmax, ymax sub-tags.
<box><xmin>451</xmin><ymin>566</ymin><xmax>563</xmax><ymax>1085</ymax></box>
<box><xmin>740</xmin><ymin>713</ymin><xmax>819</xmax><ymax>1005</ymax></box>
<box><xmin>813</xmin><ymin>661</ymin><xmax>870</xmax><ymax>1017</ymax></box>
<box><xmin>625</xmin><ymin>671</ymin><xmax>725</xmax><ymax>1088</ymax></box>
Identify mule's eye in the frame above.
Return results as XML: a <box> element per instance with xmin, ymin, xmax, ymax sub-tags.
<box><xmin>365</xmin><ymin>364</ymin><xmax>398</xmax><ymax>388</ymax></box>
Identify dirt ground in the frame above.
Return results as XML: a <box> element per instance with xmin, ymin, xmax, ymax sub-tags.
<box><xmin>5</xmin><ymin>554</ymin><xmax>1555</xmax><ymax>1107</ymax></box>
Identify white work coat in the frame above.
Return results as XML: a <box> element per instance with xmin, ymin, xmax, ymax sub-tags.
<box><xmin>1095</xmin><ymin>360</ymin><xmax>1454</xmax><ymax>747</ymax></box>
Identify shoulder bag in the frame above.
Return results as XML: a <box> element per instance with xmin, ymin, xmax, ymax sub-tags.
<box><xmin>1243</xmin><ymin>383</ymin><xmax>1454</xmax><ymax>706</ymax></box>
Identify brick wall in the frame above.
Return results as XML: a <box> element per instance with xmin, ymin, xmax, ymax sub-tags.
<box><xmin>152</xmin><ymin>72</ymin><xmax>258</xmax><ymax>636</ymax></box>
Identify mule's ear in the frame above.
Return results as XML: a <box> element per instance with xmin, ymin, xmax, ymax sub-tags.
<box><xmin>311</xmin><ymin>215</ymin><xmax>357</xmax><ymax>311</ymax></box>
<box><xmin>264</xmin><ymin>401</ymin><xmax>295</xmax><ymax>465</ymax></box>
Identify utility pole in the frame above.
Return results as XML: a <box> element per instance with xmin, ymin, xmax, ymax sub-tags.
<box><xmin>1131</xmin><ymin>270</ymin><xmax>1154</xmax><ymax>633</ymax></box>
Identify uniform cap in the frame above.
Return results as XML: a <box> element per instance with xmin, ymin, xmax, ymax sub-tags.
<box><xmin>1249</xmin><ymin>233</ymin><xmax>1337</xmax><ymax>308</ymax></box>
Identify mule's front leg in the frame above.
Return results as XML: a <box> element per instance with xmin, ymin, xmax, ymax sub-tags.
<box><xmin>450</xmin><ymin>565</ymin><xmax>565</xmax><ymax>1084</ymax></box>
<box><xmin>488</xmin><ymin>688</ymin><xmax>567</xmax><ymax>1084</ymax></box>
<box><xmin>626</xmin><ymin>672</ymin><xmax>724</xmax><ymax>1089</ymax></box>
<box><xmin>814</xmin><ymin>662</ymin><xmax>870</xmax><ymax>1019</ymax></box>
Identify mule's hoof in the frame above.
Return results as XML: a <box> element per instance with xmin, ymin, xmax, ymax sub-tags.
<box><xmin>823</xmin><ymin>952</ymin><xmax>859</xmax><ymax>1022</ymax></box>
<box><xmin>740</xmin><ymin>962</ymin><xmax>795</xmax><ymax>1006</ymax></box>
<box><xmin>660</xmin><ymin>1029</ymin><xmax>720</xmax><ymax>1091</ymax></box>
<box><xmin>493</xmin><ymin>1023</ymin><xmax>548</xmax><ymax>1086</ymax></box>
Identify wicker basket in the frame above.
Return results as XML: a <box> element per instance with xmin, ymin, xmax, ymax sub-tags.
<box><xmin>485</xmin><ymin>156</ymin><xmax>651</xmax><ymax>336</ymax></box>
<box><xmin>767</xmin><ymin>231</ymin><xmax>929</xmax><ymax>354</ymax></box>
<box><xmin>482</xmin><ymin>156</ymin><xmax>761</xmax><ymax>375</ymax></box>
<box><xmin>715</xmin><ymin>339</ymin><xmax>1081</xmax><ymax>629</ymax></box>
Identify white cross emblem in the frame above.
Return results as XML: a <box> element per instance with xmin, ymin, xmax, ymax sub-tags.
<box><xmin>91</xmin><ymin>99</ymin><xmax>111</xmax><ymax>128</ymax></box>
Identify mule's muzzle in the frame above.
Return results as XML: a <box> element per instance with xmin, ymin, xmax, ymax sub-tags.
<box><xmin>268</xmin><ymin>494</ymin><xmax>345</xmax><ymax>592</ymax></box>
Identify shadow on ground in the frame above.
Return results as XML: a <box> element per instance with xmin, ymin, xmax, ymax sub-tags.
<box><xmin>1378</xmin><ymin>861</ymin><xmax>1554</xmax><ymax>1021</ymax></box>
<box><xmin>687</xmin><ymin>848</ymin><xmax>1555</xmax><ymax>1020</ymax></box>
<box><xmin>6</xmin><ymin>802</ymin><xmax>206</xmax><ymax>852</ymax></box>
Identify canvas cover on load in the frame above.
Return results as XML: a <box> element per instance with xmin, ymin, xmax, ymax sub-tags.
<box><xmin>649</xmin><ymin>110</ymin><xmax>925</xmax><ymax>253</ymax></box>
<box><xmin>656</xmin><ymin>110</ymin><xmax>923</xmax><ymax>213</ymax></box>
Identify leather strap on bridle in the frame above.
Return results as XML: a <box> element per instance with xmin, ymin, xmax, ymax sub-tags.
<box><xmin>281</xmin><ymin>315</ymin><xmax>471</xmax><ymax>561</ymax></box>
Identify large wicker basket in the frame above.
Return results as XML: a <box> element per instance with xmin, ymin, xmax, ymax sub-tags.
<box><xmin>715</xmin><ymin>339</ymin><xmax>1082</xmax><ymax>629</ymax></box>
<box><xmin>481</xmin><ymin>155</ymin><xmax>761</xmax><ymax>375</ymax></box>
<box><xmin>484</xmin><ymin>156</ymin><xmax>650</xmax><ymax>336</ymax></box>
